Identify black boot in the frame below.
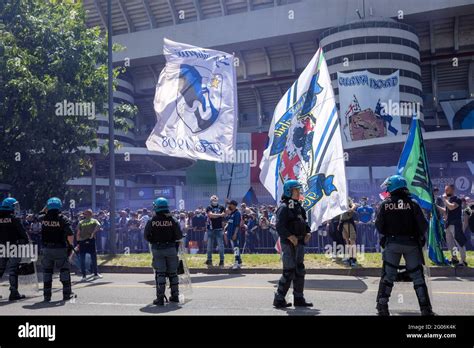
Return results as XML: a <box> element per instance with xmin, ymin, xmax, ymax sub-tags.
<box><xmin>62</xmin><ymin>280</ymin><xmax>76</xmax><ymax>301</ymax></box>
<box><xmin>63</xmin><ymin>292</ymin><xmax>77</xmax><ymax>301</ymax></box>
<box><xmin>376</xmin><ymin>279</ymin><xmax>393</xmax><ymax>316</ymax></box>
<box><xmin>9</xmin><ymin>291</ymin><xmax>25</xmax><ymax>301</ymax></box>
<box><xmin>169</xmin><ymin>295</ymin><xmax>180</xmax><ymax>303</ymax></box>
<box><xmin>415</xmin><ymin>283</ymin><xmax>436</xmax><ymax>316</ymax></box>
<box><xmin>44</xmin><ymin>281</ymin><xmax>52</xmax><ymax>302</ymax></box>
<box><xmin>153</xmin><ymin>295</ymin><xmax>165</xmax><ymax>306</ymax></box>
<box><xmin>273</xmin><ymin>296</ymin><xmax>292</xmax><ymax>308</ymax></box>
<box><xmin>294</xmin><ymin>297</ymin><xmax>313</xmax><ymax>307</ymax></box>
<box><xmin>376</xmin><ymin>303</ymin><xmax>390</xmax><ymax>316</ymax></box>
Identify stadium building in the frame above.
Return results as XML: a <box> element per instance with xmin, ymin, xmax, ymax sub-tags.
<box><xmin>77</xmin><ymin>0</ymin><xmax>474</xmax><ymax>209</ymax></box>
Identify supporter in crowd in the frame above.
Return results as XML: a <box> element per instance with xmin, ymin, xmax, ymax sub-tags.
<box><xmin>117</xmin><ymin>210</ymin><xmax>129</xmax><ymax>251</ymax></box>
<box><xmin>76</xmin><ymin>209</ymin><xmax>102</xmax><ymax>281</ymax></box>
<box><xmin>205</xmin><ymin>195</ymin><xmax>226</xmax><ymax>267</ymax></box>
<box><xmin>127</xmin><ymin>213</ymin><xmax>141</xmax><ymax>252</ymax></box>
<box><xmin>439</xmin><ymin>184</ymin><xmax>467</xmax><ymax>267</ymax></box>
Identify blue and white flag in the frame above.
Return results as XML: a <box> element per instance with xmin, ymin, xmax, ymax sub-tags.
<box><xmin>146</xmin><ymin>38</ymin><xmax>238</xmax><ymax>162</ymax></box>
<box><xmin>259</xmin><ymin>48</ymin><xmax>348</xmax><ymax>230</ymax></box>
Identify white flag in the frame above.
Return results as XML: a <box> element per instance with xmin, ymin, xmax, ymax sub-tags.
<box><xmin>259</xmin><ymin>48</ymin><xmax>348</xmax><ymax>230</ymax></box>
<box><xmin>146</xmin><ymin>38</ymin><xmax>238</xmax><ymax>162</ymax></box>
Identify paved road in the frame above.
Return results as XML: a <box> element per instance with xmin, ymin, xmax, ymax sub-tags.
<box><xmin>0</xmin><ymin>273</ymin><xmax>472</xmax><ymax>315</ymax></box>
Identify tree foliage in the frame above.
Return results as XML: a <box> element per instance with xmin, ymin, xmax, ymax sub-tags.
<box><xmin>0</xmin><ymin>0</ymin><xmax>135</xmax><ymax>210</ymax></box>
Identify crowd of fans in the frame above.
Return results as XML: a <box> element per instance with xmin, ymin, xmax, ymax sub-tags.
<box><xmin>16</xmin><ymin>191</ymin><xmax>474</xmax><ymax>256</ymax></box>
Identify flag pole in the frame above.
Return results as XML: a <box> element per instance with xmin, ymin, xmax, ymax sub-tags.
<box><xmin>226</xmin><ymin>162</ymin><xmax>235</xmax><ymax>200</ymax></box>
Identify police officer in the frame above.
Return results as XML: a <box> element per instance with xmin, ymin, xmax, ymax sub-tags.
<box><xmin>273</xmin><ymin>180</ymin><xmax>313</xmax><ymax>308</ymax></box>
<box><xmin>0</xmin><ymin>197</ymin><xmax>28</xmax><ymax>301</ymax></box>
<box><xmin>144</xmin><ymin>197</ymin><xmax>183</xmax><ymax>306</ymax></box>
<box><xmin>375</xmin><ymin>175</ymin><xmax>434</xmax><ymax>316</ymax></box>
<box><xmin>39</xmin><ymin>197</ymin><xmax>76</xmax><ymax>302</ymax></box>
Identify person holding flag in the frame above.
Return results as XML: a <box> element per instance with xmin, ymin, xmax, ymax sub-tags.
<box><xmin>375</xmin><ymin>175</ymin><xmax>435</xmax><ymax>316</ymax></box>
<box><xmin>273</xmin><ymin>180</ymin><xmax>313</xmax><ymax>309</ymax></box>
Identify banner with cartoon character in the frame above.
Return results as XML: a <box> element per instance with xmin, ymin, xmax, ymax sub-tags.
<box><xmin>146</xmin><ymin>38</ymin><xmax>237</xmax><ymax>162</ymax></box>
<box><xmin>337</xmin><ymin>70</ymin><xmax>401</xmax><ymax>143</ymax></box>
<box><xmin>260</xmin><ymin>48</ymin><xmax>348</xmax><ymax>230</ymax></box>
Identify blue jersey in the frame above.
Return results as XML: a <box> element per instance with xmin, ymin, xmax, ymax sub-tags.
<box><xmin>226</xmin><ymin>209</ymin><xmax>241</xmax><ymax>237</ymax></box>
<box><xmin>357</xmin><ymin>205</ymin><xmax>374</xmax><ymax>223</ymax></box>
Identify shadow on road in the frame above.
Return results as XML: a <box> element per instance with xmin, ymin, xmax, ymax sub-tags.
<box><xmin>276</xmin><ymin>307</ymin><xmax>321</xmax><ymax>316</ymax></box>
<box><xmin>0</xmin><ymin>297</ymin><xmax>29</xmax><ymax>306</ymax></box>
<box><xmin>268</xmin><ymin>278</ymin><xmax>368</xmax><ymax>294</ymax></box>
<box><xmin>139</xmin><ymin>302</ymin><xmax>183</xmax><ymax>314</ymax></box>
<box><xmin>23</xmin><ymin>300</ymin><xmax>66</xmax><ymax>310</ymax></box>
<box><xmin>138</xmin><ymin>273</ymin><xmax>246</xmax><ymax>286</ymax></box>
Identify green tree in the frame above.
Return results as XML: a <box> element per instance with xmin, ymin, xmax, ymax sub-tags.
<box><xmin>0</xmin><ymin>0</ymin><xmax>136</xmax><ymax>210</ymax></box>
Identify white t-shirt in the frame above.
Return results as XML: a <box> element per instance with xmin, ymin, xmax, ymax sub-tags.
<box><xmin>139</xmin><ymin>215</ymin><xmax>150</xmax><ymax>229</ymax></box>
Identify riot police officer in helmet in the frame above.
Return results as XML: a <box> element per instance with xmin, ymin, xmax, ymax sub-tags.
<box><xmin>375</xmin><ymin>175</ymin><xmax>435</xmax><ymax>316</ymax></box>
<box><xmin>145</xmin><ymin>197</ymin><xmax>183</xmax><ymax>306</ymax></box>
<box><xmin>40</xmin><ymin>197</ymin><xmax>76</xmax><ymax>302</ymax></box>
<box><xmin>273</xmin><ymin>180</ymin><xmax>313</xmax><ymax>308</ymax></box>
<box><xmin>0</xmin><ymin>197</ymin><xmax>29</xmax><ymax>301</ymax></box>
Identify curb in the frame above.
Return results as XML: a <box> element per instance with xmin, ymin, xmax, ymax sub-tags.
<box><xmin>94</xmin><ymin>265</ymin><xmax>474</xmax><ymax>277</ymax></box>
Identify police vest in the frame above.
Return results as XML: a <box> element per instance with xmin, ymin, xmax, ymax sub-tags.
<box><xmin>41</xmin><ymin>212</ymin><xmax>68</xmax><ymax>247</ymax></box>
<box><xmin>0</xmin><ymin>211</ymin><xmax>22</xmax><ymax>244</ymax></box>
<box><xmin>379</xmin><ymin>194</ymin><xmax>423</xmax><ymax>238</ymax></box>
<box><xmin>148</xmin><ymin>214</ymin><xmax>179</xmax><ymax>244</ymax></box>
<box><xmin>281</xmin><ymin>201</ymin><xmax>308</xmax><ymax>237</ymax></box>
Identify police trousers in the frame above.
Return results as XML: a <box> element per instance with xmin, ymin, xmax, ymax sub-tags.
<box><xmin>377</xmin><ymin>240</ymin><xmax>428</xmax><ymax>306</ymax></box>
<box><xmin>41</xmin><ymin>248</ymin><xmax>72</xmax><ymax>297</ymax></box>
<box><xmin>151</xmin><ymin>245</ymin><xmax>179</xmax><ymax>298</ymax></box>
<box><xmin>275</xmin><ymin>242</ymin><xmax>305</xmax><ymax>300</ymax></box>
<box><xmin>0</xmin><ymin>256</ymin><xmax>21</xmax><ymax>292</ymax></box>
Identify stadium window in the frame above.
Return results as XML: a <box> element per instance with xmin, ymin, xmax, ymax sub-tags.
<box><xmin>392</xmin><ymin>53</ymin><xmax>402</xmax><ymax>60</ymax></box>
<box><xmin>391</xmin><ymin>37</ymin><xmax>402</xmax><ymax>45</ymax></box>
<box><xmin>366</xmin><ymin>36</ymin><xmax>378</xmax><ymax>44</ymax></box>
<box><xmin>341</xmin><ymin>39</ymin><xmax>352</xmax><ymax>47</ymax></box>
<box><xmin>354</xmin><ymin>53</ymin><xmax>365</xmax><ymax>61</ymax></box>
<box><xmin>366</xmin><ymin>52</ymin><xmax>378</xmax><ymax>60</ymax></box>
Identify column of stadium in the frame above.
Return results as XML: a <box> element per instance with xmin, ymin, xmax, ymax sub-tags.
<box><xmin>397</xmin><ymin>117</ymin><xmax>448</xmax><ymax>265</ymax></box>
<box><xmin>259</xmin><ymin>48</ymin><xmax>348</xmax><ymax>232</ymax></box>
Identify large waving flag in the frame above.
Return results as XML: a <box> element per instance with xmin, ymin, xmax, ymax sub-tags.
<box><xmin>259</xmin><ymin>48</ymin><xmax>348</xmax><ymax>230</ymax></box>
<box><xmin>397</xmin><ymin>117</ymin><xmax>448</xmax><ymax>265</ymax></box>
<box><xmin>146</xmin><ymin>38</ymin><xmax>237</xmax><ymax>162</ymax></box>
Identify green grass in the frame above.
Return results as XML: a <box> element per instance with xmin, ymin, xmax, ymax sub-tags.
<box><xmin>97</xmin><ymin>251</ymin><xmax>474</xmax><ymax>269</ymax></box>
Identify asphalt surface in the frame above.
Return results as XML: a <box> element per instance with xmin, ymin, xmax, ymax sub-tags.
<box><xmin>0</xmin><ymin>273</ymin><xmax>473</xmax><ymax>315</ymax></box>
